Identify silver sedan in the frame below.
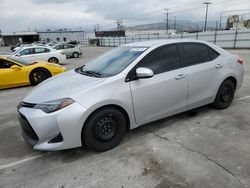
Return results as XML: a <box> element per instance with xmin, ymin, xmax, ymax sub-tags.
<box><xmin>17</xmin><ymin>39</ymin><xmax>244</xmax><ymax>151</ymax></box>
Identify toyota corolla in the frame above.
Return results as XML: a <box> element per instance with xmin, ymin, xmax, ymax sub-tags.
<box><xmin>17</xmin><ymin>40</ymin><xmax>244</xmax><ymax>152</ymax></box>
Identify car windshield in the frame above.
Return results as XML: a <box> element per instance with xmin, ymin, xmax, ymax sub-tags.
<box><xmin>7</xmin><ymin>57</ymin><xmax>32</xmax><ymax>65</ymax></box>
<box><xmin>75</xmin><ymin>46</ymin><xmax>147</xmax><ymax>78</ymax></box>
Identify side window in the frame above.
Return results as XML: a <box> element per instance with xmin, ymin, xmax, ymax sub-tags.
<box><xmin>19</xmin><ymin>48</ymin><xmax>33</xmax><ymax>56</ymax></box>
<box><xmin>208</xmin><ymin>47</ymin><xmax>220</xmax><ymax>60</ymax></box>
<box><xmin>136</xmin><ymin>44</ymin><xmax>181</xmax><ymax>75</ymax></box>
<box><xmin>45</xmin><ymin>48</ymin><xmax>50</xmax><ymax>53</ymax></box>
<box><xmin>67</xmin><ymin>44</ymin><xmax>75</xmax><ymax>48</ymax></box>
<box><xmin>0</xmin><ymin>60</ymin><xmax>15</xmax><ymax>68</ymax></box>
<box><xmin>35</xmin><ymin>48</ymin><xmax>46</xmax><ymax>54</ymax></box>
<box><xmin>181</xmin><ymin>43</ymin><xmax>210</xmax><ymax>66</ymax></box>
<box><xmin>34</xmin><ymin>48</ymin><xmax>50</xmax><ymax>53</ymax></box>
<box><xmin>55</xmin><ymin>45</ymin><xmax>63</xmax><ymax>50</ymax></box>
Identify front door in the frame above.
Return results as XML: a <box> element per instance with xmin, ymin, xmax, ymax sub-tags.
<box><xmin>129</xmin><ymin>44</ymin><xmax>188</xmax><ymax>124</ymax></box>
<box><xmin>0</xmin><ymin>60</ymin><xmax>28</xmax><ymax>89</ymax></box>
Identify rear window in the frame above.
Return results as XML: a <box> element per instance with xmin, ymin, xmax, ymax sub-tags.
<box><xmin>181</xmin><ymin>43</ymin><xmax>210</xmax><ymax>66</ymax></box>
<box><xmin>208</xmin><ymin>47</ymin><xmax>220</xmax><ymax>60</ymax></box>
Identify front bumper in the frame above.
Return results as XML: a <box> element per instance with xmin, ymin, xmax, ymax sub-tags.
<box><xmin>17</xmin><ymin>102</ymin><xmax>87</xmax><ymax>151</ymax></box>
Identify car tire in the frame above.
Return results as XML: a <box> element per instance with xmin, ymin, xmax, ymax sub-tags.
<box><xmin>48</xmin><ymin>57</ymin><xmax>59</xmax><ymax>64</ymax></box>
<box><xmin>72</xmin><ymin>52</ymin><xmax>79</xmax><ymax>58</ymax></box>
<box><xmin>212</xmin><ymin>79</ymin><xmax>235</xmax><ymax>109</ymax></box>
<box><xmin>29</xmin><ymin>69</ymin><xmax>51</xmax><ymax>86</ymax></box>
<box><xmin>83</xmin><ymin>107</ymin><xmax>126</xmax><ymax>152</ymax></box>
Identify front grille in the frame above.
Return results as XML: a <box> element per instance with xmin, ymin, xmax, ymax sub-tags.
<box><xmin>18</xmin><ymin>113</ymin><xmax>39</xmax><ymax>146</ymax></box>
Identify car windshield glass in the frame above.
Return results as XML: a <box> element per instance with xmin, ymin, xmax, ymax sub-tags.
<box><xmin>7</xmin><ymin>57</ymin><xmax>32</xmax><ymax>65</ymax></box>
<box><xmin>75</xmin><ymin>46</ymin><xmax>147</xmax><ymax>77</ymax></box>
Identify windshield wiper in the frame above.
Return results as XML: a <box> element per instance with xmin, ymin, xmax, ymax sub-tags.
<box><xmin>81</xmin><ymin>70</ymin><xmax>102</xmax><ymax>77</ymax></box>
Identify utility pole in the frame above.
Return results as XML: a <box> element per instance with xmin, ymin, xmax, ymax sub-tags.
<box><xmin>174</xmin><ymin>16</ymin><xmax>177</xmax><ymax>33</ymax></box>
<box><xmin>204</xmin><ymin>1</ymin><xmax>212</xmax><ymax>32</ymax></box>
<box><xmin>164</xmin><ymin>9</ymin><xmax>170</xmax><ymax>34</ymax></box>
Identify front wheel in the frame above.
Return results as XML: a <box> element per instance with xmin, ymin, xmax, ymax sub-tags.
<box><xmin>212</xmin><ymin>80</ymin><xmax>235</xmax><ymax>109</ymax></box>
<box><xmin>82</xmin><ymin>107</ymin><xmax>126</xmax><ymax>152</ymax></box>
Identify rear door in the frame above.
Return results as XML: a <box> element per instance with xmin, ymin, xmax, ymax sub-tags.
<box><xmin>179</xmin><ymin>42</ymin><xmax>222</xmax><ymax>109</ymax></box>
<box><xmin>129</xmin><ymin>44</ymin><xmax>188</xmax><ymax>124</ymax></box>
<box><xmin>34</xmin><ymin>47</ymin><xmax>51</xmax><ymax>61</ymax></box>
<box><xmin>63</xmin><ymin>44</ymin><xmax>74</xmax><ymax>57</ymax></box>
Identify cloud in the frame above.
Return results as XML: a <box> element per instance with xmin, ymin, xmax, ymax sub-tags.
<box><xmin>0</xmin><ymin>0</ymin><xmax>249</xmax><ymax>32</ymax></box>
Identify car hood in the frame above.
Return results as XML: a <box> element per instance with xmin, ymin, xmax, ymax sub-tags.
<box><xmin>23</xmin><ymin>70</ymin><xmax>106</xmax><ymax>104</ymax></box>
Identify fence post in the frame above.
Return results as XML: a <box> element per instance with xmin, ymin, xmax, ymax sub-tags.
<box><xmin>108</xmin><ymin>37</ymin><xmax>110</xmax><ymax>47</ymax></box>
<box><xmin>132</xmin><ymin>36</ymin><xmax>134</xmax><ymax>42</ymax></box>
<box><xmin>181</xmin><ymin>32</ymin><xmax>183</xmax><ymax>39</ymax></box>
<box><xmin>233</xmin><ymin>20</ymin><xmax>239</xmax><ymax>49</ymax></box>
<box><xmin>119</xmin><ymin>37</ymin><xmax>120</xmax><ymax>46</ymax></box>
<box><xmin>196</xmin><ymin>32</ymin><xmax>199</xmax><ymax>40</ymax></box>
<box><xmin>125</xmin><ymin>37</ymin><xmax>127</xmax><ymax>44</ymax></box>
<box><xmin>113</xmin><ymin>37</ymin><xmax>115</xmax><ymax>47</ymax></box>
<box><xmin>214</xmin><ymin>21</ymin><xmax>218</xmax><ymax>44</ymax></box>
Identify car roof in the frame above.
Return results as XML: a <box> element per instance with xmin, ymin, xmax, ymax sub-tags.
<box><xmin>123</xmin><ymin>39</ymin><xmax>212</xmax><ymax>47</ymax></box>
<box><xmin>19</xmin><ymin>45</ymin><xmax>53</xmax><ymax>50</ymax></box>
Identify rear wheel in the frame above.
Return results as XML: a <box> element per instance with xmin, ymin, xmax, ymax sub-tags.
<box><xmin>48</xmin><ymin>57</ymin><xmax>59</xmax><ymax>64</ymax></box>
<box><xmin>82</xmin><ymin>107</ymin><xmax>126</xmax><ymax>152</ymax></box>
<box><xmin>72</xmin><ymin>52</ymin><xmax>79</xmax><ymax>58</ymax></box>
<box><xmin>212</xmin><ymin>80</ymin><xmax>235</xmax><ymax>109</ymax></box>
<box><xmin>30</xmin><ymin>69</ymin><xmax>51</xmax><ymax>85</ymax></box>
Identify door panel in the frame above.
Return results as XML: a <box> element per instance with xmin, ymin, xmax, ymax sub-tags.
<box><xmin>130</xmin><ymin>69</ymin><xmax>188</xmax><ymax>124</ymax></box>
<box><xmin>180</xmin><ymin>43</ymin><xmax>223</xmax><ymax>109</ymax></box>
<box><xmin>186</xmin><ymin>58</ymin><xmax>224</xmax><ymax>109</ymax></box>
<box><xmin>128</xmin><ymin>44</ymin><xmax>188</xmax><ymax>124</ymax></box>
<box><xmin>0</xmin><ymin>67</ymin><xmax>29</xmax><ymax>89</ymax></box>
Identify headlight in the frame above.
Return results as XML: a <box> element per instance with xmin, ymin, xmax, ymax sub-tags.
<box><xmin>34</xmin><ymin>98</ymin><xmax>75</xmax><ymax>113</ymax></box>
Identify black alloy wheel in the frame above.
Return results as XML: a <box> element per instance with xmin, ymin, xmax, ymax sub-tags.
<box><xmin>30</xmin><ymin>70</ymin><xmax>51</xmax><ymax>85</ymax></box>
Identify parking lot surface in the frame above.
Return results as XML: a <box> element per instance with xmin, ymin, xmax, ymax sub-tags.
<box><xmin>0</xmin><ymin>46</ymin><xmax>250</xmax><ymax>188</ymax></box>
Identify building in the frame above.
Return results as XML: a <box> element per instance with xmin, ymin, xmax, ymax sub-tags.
<box><xmin>38</xmin><ymin>30</ymin><xmax>86</xmax><ymax>43</ymax></box>
<box><xmin>1</xmin><ymin>32</ymin><xmax>39</xmax><ymax>46</ymax></box>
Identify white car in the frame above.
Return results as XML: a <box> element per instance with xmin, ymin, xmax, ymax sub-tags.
<box><xmin>17</xmin><ymin>39</ymin><xmax>244</xmax><ymax>151</ymax></box>
<box><xmin>11</xmin><ymin>46</ymin><xmax>66</xmax><ymax>64</ymax></box>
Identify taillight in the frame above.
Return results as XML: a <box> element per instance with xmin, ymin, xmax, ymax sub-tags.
<box><xmin>237</xmin><ymin>58</ymin><xmax>243</xmax><ymax>65</ymax></box>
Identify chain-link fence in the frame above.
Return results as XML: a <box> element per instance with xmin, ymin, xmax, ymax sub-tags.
<box><xmin>96</xmin><ymin>29</ymin><xmax>250</xmax><ymax>49</ymax></box>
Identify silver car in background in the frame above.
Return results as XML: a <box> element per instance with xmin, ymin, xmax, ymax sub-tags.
<box><xmin>11</xmin><ymin>46</ymin><xmax>66</xmax><ymax>64</ymax></box>
<box><xmin>17</xmin><ymin>39</ymin><xmax>244</xmax><ymax>152</ymax></box>
<box><xmin>53</xmin><ymin>43</ymin><xmax>83</xmax><ymax>58</ymax></box>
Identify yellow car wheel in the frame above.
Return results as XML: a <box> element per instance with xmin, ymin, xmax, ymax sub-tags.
<box><xmin>29</xmin><ymin>68</ymin><xmax>52</xmax><ymax>85</ymax></box>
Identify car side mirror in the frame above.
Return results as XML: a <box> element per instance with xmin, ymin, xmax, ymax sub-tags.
<box><xmin>136</xmin><ymin>67</ymin><xmax>154</xmax><ymax>79</ymax></box>
<box><xmin>11</xmin><ymin>65</ymin><xmax>21</xmax><ymax>70</ymax></box>
<box><xmin>15</xmin><ymin>54</ymin><xmax>21</xmax><ymax>57</ymax></box>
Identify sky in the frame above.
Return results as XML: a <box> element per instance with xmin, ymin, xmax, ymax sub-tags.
<box><xmin>0</xmin><ymin>0</ymin><xmax>250</xmax><ymax>32</ymax></box>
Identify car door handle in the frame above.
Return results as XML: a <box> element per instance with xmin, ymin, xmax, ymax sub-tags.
<box><xmin>215</xmin><ymin>64</ymin><xmax>224</xmax><ymax>69</ymax></box>
<box><xmin>175</xmin><ymin>74</ymin><xmax>187</xmax><ymax>80</ymax></box>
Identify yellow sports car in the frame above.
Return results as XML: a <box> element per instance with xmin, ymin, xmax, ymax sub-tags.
<box><xmin>0</xmin><ymin>56</ymin><xmax>65</xmax><ymax>89</ymax></box>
